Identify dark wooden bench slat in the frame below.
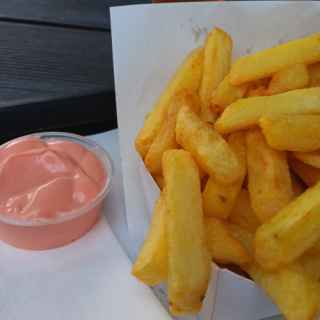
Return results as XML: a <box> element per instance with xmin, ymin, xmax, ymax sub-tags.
<box><xmin>0</xmin><ymin>21</ymin><xmax>116</xmax><ymax>138</ymax></box>
<box><xmin>0</xmin><ymin>21</ymin><xmax>113</xmax><ymax>97</ymax></box>
<box><xmin>0</xmin><ymin>90</ymin><xmax>117</xmax><ymax>143</ymax></box>
<box><xmin>0</xmin><ymin>0</ymin><xmax>151</xmax><ymax>31</ymax></box>
<box><xmin>0</xmin><ymin>0</ymin><xmax>108</xmax><ymax>30</ymax></box>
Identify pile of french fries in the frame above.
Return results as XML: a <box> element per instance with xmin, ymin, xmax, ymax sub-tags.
<box><xmin>132</xmin><ymin>28</ymin><xmax>320</xmax><ymax>320</ymax></box>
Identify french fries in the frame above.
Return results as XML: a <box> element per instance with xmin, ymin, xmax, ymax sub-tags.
<box><xmin>246</xmin><ymin>85</ymin><xmax>267</xmax><ymax>97</ymax></box>
<box><xmin>229</xmin><ymin>32</ymin><xmax>320</xmax><ymax>85</ymax></box>
<box><xmin>205</xmin><ymin>217</ymin><xmax>251</xmax><ymax>266</ymax></box>
<box><xmin>260</xmin><ymin>114</ymin><xmax>320</xmax><ymax>152</ymax></box>
<box><xmin>154</xmin><ymin>175</ymin><xmax>164</xmax><ymax>189</ymax></box>
<box><xmin>228</xmin><ymin>189</ymin><xmax>260</xmax><ymax>233</ymax></box>
<box><xmin>300</xmin><ymin>252</ymin><xmax>320</xmax><ymax>282</ymax></box>
<box><xmin>267</xmin><ymin>63</ymin><xmax>309</xmax><ymax>95</ymax></box>
<box><xmin>254</xmin><ymin>181</ymin><xmax>320</xmax><ymax>270</ymax></box>
<box><xmin>200</xmin><ymin>28</ymin><xmax>232</xmax><ymax>122</ymax></box>
<box><xmin>215</xmin><ymin>87</ymin><xmax>320</xmax><ymax>134</ymax></box>
<box><xmin>293</xmin><ymin>150</ymin><xmax>320</xmax><ymax>169</ymax></box>
<box><xmin>230</xmin><ymin>226</ymin><xmax>320</xmax><ymax>320</ymax></box>
<box><xmin>132</xmin><ymin>193</ymin><xmax>168</xmax><ymax>285</ymax></box>
<box><xmin>246</xmin><ymin>78</ymin><xmax>269</xmax><ymax>97</ymax></box>
<box><xmin>226</xmin><ymin>223</ymin><xmax>254</xmax><ymax>256</ymax></box>
<box><xmin>246</xmin><ymin>129</ymin><xmax>293</xmax><ymax>222</ymax></box>
<box><xmin>144</xmin><ymin>116</ymin><xmax>178</xmax><ymax>176</ymax></box>
<box><xmin>247</xmin><ymin>262</ymin><xmax>320</xmax><ymax>320</ymax></box>
<box><xmin>135</xmin><ymin>47</ymin><xmax>204</xmax><ymax>157</ymax></box>
<box><xmin>145</xmin><ymin>91</ymin><xmax>200</xmax><ymax>175</ymax></box>
<box><xmin>309</xmin><ymin>62</ymin><xmax>320</xmax><ymax>87</ymax></box>
<box><xmin>289</xmin><ymin>157</ymin><xmax>320</xmax><ymax>186</ymax></box>
<box><xmin>306</xmin><ymin>239</ymin><xmax>320</xmax><ymax>256</ymax></box>
<box><xmin>211</xmin><ymin>74</ymin><xmax>248</xmax><ymax>112</ymax></box>
<box><xmin>176</xmin><ymin>106</ymin><xmax>241</xmax><ymax>184</ymax></box>
<box><xmin>162</xmin><ymin>150</ymin><xmax>210</xmax><ymax>315</ymax></box>
<box><xmin>202</xmin><ymin>131</ymin><xmax>246</xmax><ymax>219</ymax></box>
<box><xmin>134</xmin><ymin>28</ymin><xmax>320</xmax><ymax>319</ymax></box>
<box><xmin>203</xmin><ymin>179</ymin><xmax>239</xmax><ymax>218</ymax></box>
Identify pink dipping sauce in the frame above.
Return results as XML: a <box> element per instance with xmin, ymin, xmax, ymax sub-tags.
<box><xmin>0</xmin><ymin>134</ymin><xmax>109</xmax><ymax>250</ymax></box>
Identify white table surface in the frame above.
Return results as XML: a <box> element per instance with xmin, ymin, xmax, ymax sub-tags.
<box><xmin>0</xmin><ymin>129</ymin><xmax>171</xmax><ymax>320</ymax></box>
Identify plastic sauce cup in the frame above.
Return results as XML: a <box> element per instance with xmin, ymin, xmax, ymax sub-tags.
<box><xmin>0</xmin><ymin>132</ymin><xmax>112</xmax><ymax>250</ymax></box>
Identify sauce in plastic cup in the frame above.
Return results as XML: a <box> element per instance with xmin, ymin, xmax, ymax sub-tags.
<box><xmin>0</xmin><ymin>132</ymin><xmax>112</xmax><ymax>250</ymax></box>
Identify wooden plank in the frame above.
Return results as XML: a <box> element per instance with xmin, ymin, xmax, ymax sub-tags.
<box><xmin>0</xmin><ymin>21</ymin><xmax>116</xmax><ymax>138</ymax></box>
<box><xmin>0</xmin><ymin>91</ymin><xmax>117</xmax><ymax>143</ymax></box>
<box><xmin>0</xmin><ymin>21</ymin><xmax>112</xmax><ymax>98</ymax></box>
<box><xmin>0</xmin><ymin>0</ymin><xmax>151</xmax><ymax>30</ymax></box>
<box><xmin>0</xmin><ymin>0</ymin><xmax>109</xmax><ymax>30</ymax></box>
<box><xmin>0</xmin><ymin>87</ymin><xmax>48</xmax><ymax>100</ymax></box>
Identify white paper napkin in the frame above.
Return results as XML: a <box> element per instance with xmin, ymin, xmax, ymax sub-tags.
<box><xmin>0</xmin><ymin>131</ymin><xmax>171</xmax><ymax>320</ymax></box>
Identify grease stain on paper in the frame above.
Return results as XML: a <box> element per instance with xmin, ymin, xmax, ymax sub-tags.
<box><xmin>192</xmin><ymin>25</ymin><xmax>208</xmax><ymax>43</ymax></box>
<box><xmin>245</xmin><ymin>47</ymin><xmax>253</xmax><ymax>55</ymax></box>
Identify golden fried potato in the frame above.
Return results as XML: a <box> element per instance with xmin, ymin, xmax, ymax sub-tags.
<box><xmin>145</xmin><ymin>91</ymin><xmax>200</xmax><ymax>175</ymax></box>
<box><xmin>211</xmin><ymin>74</ymin><xmax>248</xmax><ymax>112</ymax></box>
<box><xmin>228</xmin><ymin>189</ymin><xmax>260</xmax><ymax>233</ymax></box>
<box><xmin>254</xmin><ymin>181</ymin><xmax>320</xmax><ymax>270</ymax></box>
<box><xmin>226</xmin><ymin>223</ymin><xmax>254</xmax><ymax>257</ymax></box>
<box><xmin>229</xmin><ymin>32</ymin><xmax>320</xmax><ymax>85</ymax></box>
<box><xmin>252</xmin><ymin>77</ymin><xmax>270</xmax><ymax>87</ymax></box>
<box><xmin>203</xmin><ymin>179</ymin><xmax>239</xmax><ymax>218</ymax></box>
<box><xmin>132</xmin><ymin>193</ymin><xmax>167</xmax><ymax>285</ymax></box>
<box><xmin>245</xmin><ymin>79</ymin><xmax>268</xmax><ymax>97</ymax></box>
<box><xmin>154</xmin><ymin>175</ymin><xmax>164</xmax><ymax>189</ymax></box>
<box><xmin>199</xmin><ymin>28</ymin><xmax>232</xmax><ymax>122</ymax></box>
<box><xmin>246</xmin><ymin>129</ymin><xmax>293</xmax><ymax>222</ymax></box>
<box><xmin>267</xmin><ymin>63</ymin><xmax>309</xmax><ymax>95</ymax></box>
<box><xmin>309</xmin><ymin>62</ymin><xmax>320</xmax><ymax>87</ymax></box>
<box><xmin>247</xmin><ymin>262</ymin><xmax>320</xmax><ymax>320</ymax></box>
<box><xmin>289</xmin><ymin>157</ymin><xmax>320</xmax><ymax>187</ymax></box>
<box><xmin>306</xmin><ymin>239</ymin><xmax>320</xmax><ymax>256</ymax></box>
<box><xmin>145</xmin><ymin>119</ymin><xmax>178</xmax><ymax>175</ymax></box>
<box><xmin>246</xmin><ymin>85</ymin><xmax>267</xmax><ymax>97</ymax></box>
<box><xmin>244</xmin><ymin>78</ymin><xmax>268</xmax><ymax>97</ymax></box>
<box><xmin>205</xmin><ymin>217</ymin><xmax>251</xmax><ymax>266</ymax></box>
<box><xmin>300</xmin><ymin>252</ymin><xmax>320</xmax><ymax>283</ymax></box>
<box><xmin>231</xmin><ymin>224</ymin><xmax>320</xmax><ymax>320</ymax></box>
<box><xmin>176</xmin><ymin>106</ymin><xmax>241</xmax><ymax>184</ymax></box>
<box><xmin>293</xmin><ymin>150</ymin><xmax>320</xmax><ymax>169</ymax></box>
<box><xmin>215</xmin><ymin>87</ymin><xmax>320</xmax><ymax>134</ymax></box>
<box><xmin>260</xmin><ymin>114</ymin><xmax>320</xmax><ymax>152</ymax></box>
<box><xmin>202</xmin><ymin>132</ymin><xmax>246</xmax><ymax>219</ymax></box>
<box><xmin>135</xmin><ymin>47</ymin><xmax>204</xmax><ymax>157</ymax></box>
<box><xmin>238</xmin><ymin>220</ymin><xmax>320</xmax><ymax>319</ymax></box>
<box><xmin>162</xmin><ymin>150</ymin><xmax>210</xmax><ymax>315</ymax></box>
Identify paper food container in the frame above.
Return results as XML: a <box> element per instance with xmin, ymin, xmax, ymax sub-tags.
<box><xmin>110</xmin><ymin>2</ymin><xmax>320</xmax><ymax>319</ymax></box>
